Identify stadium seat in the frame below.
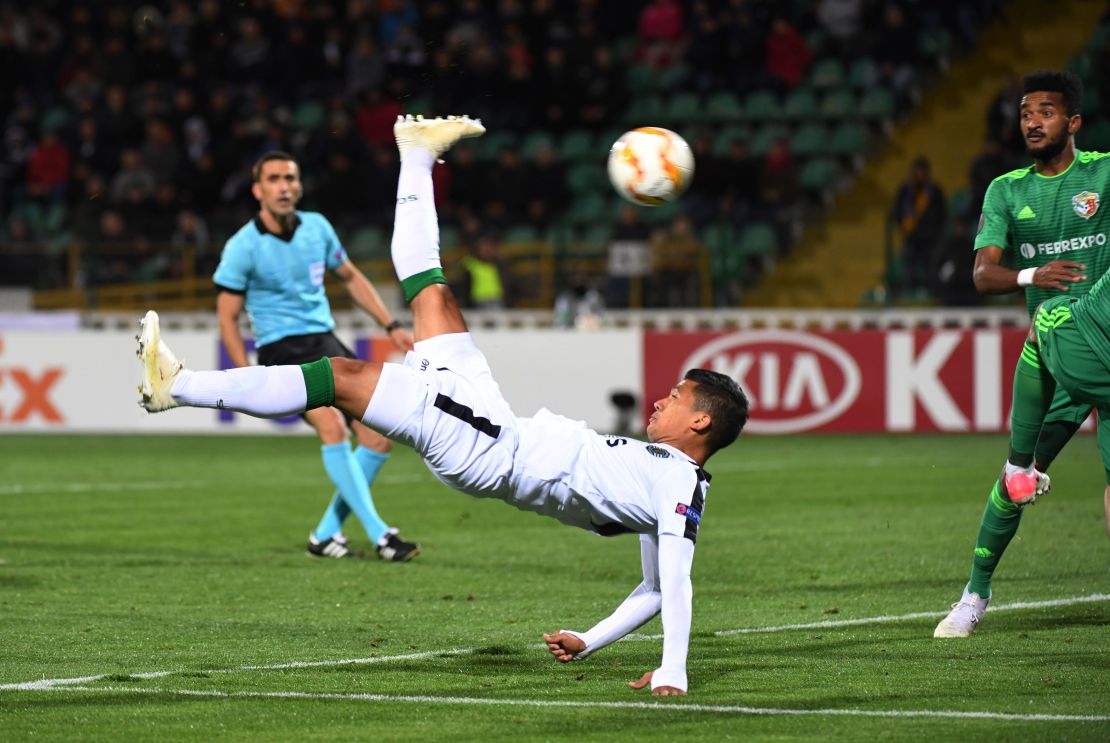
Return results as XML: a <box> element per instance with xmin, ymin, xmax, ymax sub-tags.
<box><xmin>626</xmin><ymin>64</ymin><xmax>659</xmax><ymax>95</ymax></box>
<box><xmin>1082</xmin><ymin>87</ymin><xmax>1102</xmax><ymax>119</ymax></box>
<box><xmin>705</xmin><ymin>91</ymin><xmax>743</xmax><ymax>122</ymax></box>
<box><xmin>741</xmin><ymin>90</ymin><xmax>782</xmax><ymax>122</ymax></box>
<box><xmin>847</xmin><ymin>57</ymin><xmax>878</xmax><ymax>89</ymax></box>
<box><xmin>503</xmin><ymin>224</ymin><xmax>539</xmax><ymax>243</ymax></box>
<box><xmin>566</xmin><ymin>193</ymin><xmax>607</xmax><ymax>224</ymax></box>
<box><xmin>790</xmin><ymin>123</ymin><xmax>828</xmax><ymax>157</ymax></box>
<box><xmin>809</xmin><ymin>58</ymin><xmax>845</xmax><ymax>89</ymax></box>
<box><xmin>476</xmin><ymin>130</ymin><xmax>519</xmax><ymax>161</ymax></box>
<box><xmin>799</xmin><ymin>157</ymin><xmax>839</xmax><ymax>195</ymax></box>
<box><xmin>711</xmin><ymin>125</ymin><xmax>751</xmax><ymax>156</ymax></box>
<box><xmin>520</xmin><ymin>131</ymin><xmax>555</xmax><ymax>160</ymax></box>
<box><xmin>559</xmin><ymin>129</ymin><xmax>595</xmax><ymax>161</ymax></box>
<box><xmin>623</xmin><ymin>95</ymin><xmax>665</xmax><ymax>125</ymax></box>
<box><xmin>1087</xmin><ymin>24</ymin><xmax>1110</xmax><ymax>52</ymax></box>
<box><xmin>664</xmin><ymin>92</ymin><xmax>702</xmax><ymax>125</ymax></box>
<box><xmin>829</xmin><ymin>122</ymin><xmax>868</xmax><ymax>157</ymax></box>
<box><xmin>738</xmin><ymin>222</ymin><xmax>778</xmax><ymax>258</ymax></box>
<box><xmin>1081</xmin><ymin>118</ymin><xmax>1110</xmax><ymax>150</ymax></box>
<box><xmin>346</xmin><ymin>226</ymin><xmax>387</xmax><ymax>260</ymax></box>
<box><xmin>782</xmin><ymin>87</ymin><xmax>819</xmax><ymax>121</ymax></box>
<box><xmin>820</xmin><ymin>88</ymin><xmax>856</xmax><ymax>121</ymax></box>
<box><xmin>291</xmin><ymin>101</ymin><xmax>325</xmax><ymax>131</ymax></box>
<box><xmin>1068</xmin><ymin>53</ymin><xmax>1093</xmax><ymax>83</ymax></box>
<box><xmin>750</xmin><ymin>124</ymin><xmax>789</xmax><ymax>157</ymax></box>
<box><xmin>859</xmin><ymin>89</ymin><xmax>895</xmax><ymax>121</ymax></box>
<box><xmin>566</xmin><ymin>223</ymin><xmax>611</xmax><ymax>258</ymax></box>
<box><xmin>566</xmin><ymin>162</ymin><xmax>606</xmax><ymax>195</ymax></box>
<box><xmin>640</xmin><ymin>201</ymin><xmax>682</xmax><ymax>226</ymax></box>
<box><xmin>440</xmin><ymin>225</ymin><xmax>461</xmax><ymax>250</ymax></box>
<box><xmin>919</xmin><ymin>28</ymin><xmax>952</xmax><ymax>60</ymax></box>
<box><xmin>704</xmin><ymin>222</ymin><xmax>746</xmax><ymax>286</ymax></box>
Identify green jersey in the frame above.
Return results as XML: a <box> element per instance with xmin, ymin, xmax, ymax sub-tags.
<box><xmin>975</xmin><ymin>149</ymin><xmax>1110</xmax><ymax>316</ymax></box>
<box><xmin>1071</xmin><ymin>259</ymin><xmax>1110</xmax><ymax>373</ymax></box>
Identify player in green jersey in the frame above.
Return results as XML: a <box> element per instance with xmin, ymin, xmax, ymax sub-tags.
<box><xmin>936</xmin><ymin>70</ymin><xmax>1110</xmax><ymax>637</ymax></box>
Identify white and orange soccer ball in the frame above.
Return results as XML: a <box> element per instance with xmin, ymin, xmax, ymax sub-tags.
<box><xmin>607</xmin><ymin>127</ymin><xmax>694</xmax><ymax>206</ymax></box>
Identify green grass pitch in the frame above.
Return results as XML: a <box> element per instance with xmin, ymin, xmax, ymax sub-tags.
<box><xmin>1</xmin><ymin>433</ymin><xmax>1108</xmax><ymax>741</ymax></box>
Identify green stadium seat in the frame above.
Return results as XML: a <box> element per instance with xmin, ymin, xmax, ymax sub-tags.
<box><xmin>705</xmin><ymin>91</ymin><xmax>743</xmax><ymax>122</ymax></box>
<box><xmin>820</xmin><ymin>88</ymin><xmax>856</xmax><ymax>121</ymax></box>
<box><xmin>782</xmin><ymin>87</ymin><xmax>818</xmax><ymax>121</ymax></box>
<box><xmin>291</xmin><ymin>101</ymin><xmax>325</xmax><ymax>131</ymax></box>
<box><xmin>738</xmin><ymin>222</ymin><xmax>778</xmax><ymax>258</ymax></box>
<box><xmin>847</xmin><ymin>57</ymin><xmax>878</xmax><ymax>89</ymax></box>
<box><xmin>1082</xmin><ymin>119</ymin><xmax>1110</xmax><ymax>150</ymax></box>
<box><xmin>476</xmin><ymin>130</ymin><xmax>519</xmax><ymax>161</ymax></box>
<box><xmin>741</xmin><ymin>90</ymin><xmax>782</xmax><ymax>122</ymax></box>
<box><xmin>791</xmin><ymin>123</ymin><xmax>828</xmax><ymax>157</ymax></box>
<box><xmin>1082</xmin><ymin>87</ymin><xmax>1102</xmax><ymax>119</ymax></box>
<box><xmin>704</xmin><ymin>222</ymin><xmax>745</xmax><ymax>284</ymax></box>
<box><xmin>565</xmin><ymin>223</ymin><xmax>611</xmax><ymax>258</ymax></box>
<box><xmin>809</xmin><ymin>58</ymin><xmax>845</xmax><ymax>89</ymax></box>
<box><xmin>1067</xmin><ymin>53</ymin><xmax>1092</xmax><ymax>82</ymax></box>
<box><xmin>520</xmin><ymin>131</ymin><xmax>555</xmax><ymax>160</ymax></box>
<box><xmin>559</xmin><ymin>129</ymin><xmax>595</xmax><ymax>161</ymax></box>
<box><xmin>566</xmin><ymin>162</ymin><xmax>606</xmax><ymax>195</ymax></box>
<box><xmin>750</xmin><ymin>124</ymin><xmax>788</xmax><ymax>157</ymax></box>
<box><xmin>829</xmin><ymin>122</ymin><xmax>868</xmax><ymax>157</ymax></box>
<box><xmin>623</xmin><ymin>95</ymin><xmax>666</xmax><ymax>125</ymax></box>
<box><xmin>626</xmin><ymin>65</ymin><xmax>658</xmax><ymax>95</ymax></box>
<box><xmin>1088</xmin><ymin>24</ymin><xmax>1110</xmax><ymax>52</ymax></box>
<box><xmin>799</xmin><ymin>157</ymin><xmax>838</xmax><ymax>194</ymax></box>
<box><xmin>711</xmin><ymin>125</ymin><xmax>751</xmax><ymax>156</ymax></box>
<box><xmin>440</xmin><ymin>225</ymin><xmax>461</xmax><ymax>250</ymax></box>
<box><xmin>566</xmin><ymin>193</ymin><xmax>607</xmax><ymax>224</ymax></box>
<box><xmin>664</xmin><ymin>92</ymin><xmax>702</xmax><ymax>125</ymax></box>
<box><xmin>402</xmin><ymin>97</ymin><xmax>432</xmax><ymax>115</ymax></box>
<box><xmin>948</xmin><ymin>189</ymin><xmax>970</xmax><ymax>219</ymax></box>
<box><xmin>346</xmin><ymin>226</ymin><xmax>387</xmax><ymax>260</ymax></box>
<box><xmin>859</xmin><ymin>88</ymin><xmax>895</xmax><ymax>121</ymax></box>
<box><xmin>919</xmin><ymin>28</ymin><xmax>952</xmax><ymax>59</ymax></box>
<box><xmin>503</xmin><ymin>224</ymin><xmax>539</xmax><ymax>243</ymax></box>
<box><xmin>640</xmin><ymin>201</ymin><xmax>682</xmax><ymax>226</ymax></box>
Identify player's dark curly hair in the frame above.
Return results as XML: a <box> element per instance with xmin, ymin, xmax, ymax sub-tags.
<box><xmin>684</xmin><ymin>369</ymin><xmax>749</xmax><ymax>457</ymax></box>
<box><xmin>1022</xmin><ymin>70</ymin><xmax>1084</xmax><ymax>117</ymax></box>
<box><xmin>252</xmin><ymin>150</ymin><xmax>299</xmax><ymax>181</ymax></box>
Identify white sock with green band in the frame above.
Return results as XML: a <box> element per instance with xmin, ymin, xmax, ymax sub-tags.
<box><xmin>390</xmin><ymin>148</ymin><xmax>447</xmax><ymax>302</ymax></box>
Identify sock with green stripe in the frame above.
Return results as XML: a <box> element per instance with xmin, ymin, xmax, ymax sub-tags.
<box><xmin>967</xmin><ymin>478</ymin><xmax>1023</xmax><ymax>598</ymax></box>
<box><xmin>390</xmin><ymin>147</ymin><xmax>448</xmax><ymax>302</ymax></box>
<box><xmin>1007</xmin><ymin>341</ymin><xmax>1055</xmax><ymax>467</ymax></box>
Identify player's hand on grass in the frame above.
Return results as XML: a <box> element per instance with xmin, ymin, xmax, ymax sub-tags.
<box><xmin>542</xmin><ymin>631</ymin><xmax>585</xmax><ymax>662</ymax></box>
<box><xmin>628</xmin><ymin>671</ymin><xmax>686</xmax><ymax>696</ymax></box>
<box><xmin>1034</xmin><ymin>261</ymin><xmax>1086</xmax><ymax>291</ymax></box>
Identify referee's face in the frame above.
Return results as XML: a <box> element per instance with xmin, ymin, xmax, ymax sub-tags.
<box><xmin>253</xmin><ymin>160</ymin><xmax>303</xmax><ymax>218</ymax></box>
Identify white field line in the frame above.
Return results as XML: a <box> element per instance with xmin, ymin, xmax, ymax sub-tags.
<box><xmin>712</xmin><ymin>593</ymin><xmax>1110</xmax><ymax>637</ymax></box>
<box><xmin>0</xmin><ymin>472</ymin><xmax>431</xmax><ymax>496</ymax></box>
<box><xmin>0</xmin><ymin>648</ymin><xmax>474</xmax><ymax>691</ymax></box>
<box><xmin>40</xmin><ymin>686</ymin><xmax>1110</xmax><ymax>723</ymax></box>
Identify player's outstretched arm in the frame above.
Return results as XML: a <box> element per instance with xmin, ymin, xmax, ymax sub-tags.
<box><xmin>541</xmin><ymin>535</ymin><xmax>662</xmax><ymax>661</ymax></box>
<box><xmin>639</xmin><ymin>533</ymin><xmax>693</xmax><ymax>695</ymax></box>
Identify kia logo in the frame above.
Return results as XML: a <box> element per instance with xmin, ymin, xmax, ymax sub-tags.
<box><xmin>679</xmin><ymin>331</ymin><xmax>861</xmax><ymax>434</ymax></box>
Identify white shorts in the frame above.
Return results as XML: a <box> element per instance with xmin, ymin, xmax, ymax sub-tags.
<box><xmin>362</xmin><ymin>332</ymin><xmax>520</xmax><ymax>498</ymax></box>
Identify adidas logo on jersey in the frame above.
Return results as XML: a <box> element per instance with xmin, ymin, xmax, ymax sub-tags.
<box><xmin>1017</xmin><ymin>206</ymin><xmax>1036</xmax><ymax>220</ymax></box>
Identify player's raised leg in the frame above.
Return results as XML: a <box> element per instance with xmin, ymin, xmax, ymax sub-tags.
<box><xmin>390</xmin><ymin>114</ymin><xmax>484</xmax><ymax>339</ymax></box>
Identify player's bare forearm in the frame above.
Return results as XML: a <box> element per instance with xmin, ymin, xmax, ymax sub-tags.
<box><xmin>337</xmin><ymin>262</ymin><xmax>414</xmax><ymax>351</ymax></box>
<box><xmin>973</xmin><ymin>248</ymin><xmax>1086</xmax><ymax>294</ymax></box>
<box><xmin>216</xmin><ymin>292</ymin><xmax>250</xmax><ymax>367</ymax></box>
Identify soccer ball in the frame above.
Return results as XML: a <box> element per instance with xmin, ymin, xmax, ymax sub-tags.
<box><xmin>607</xmin><ymin>127</ymin><xmax>694</xmax><ymax>206</ymax></box>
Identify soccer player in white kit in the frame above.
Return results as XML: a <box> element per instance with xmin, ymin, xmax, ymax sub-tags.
<box><xmin>136</xmin><ymin>115</ymin><xmax>749</xmax><ymax>696</ymax></box>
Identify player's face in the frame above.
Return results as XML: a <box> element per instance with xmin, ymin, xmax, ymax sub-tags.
<box><xmin>1020</xmin><ymin>91</ymin><xmax>1079</xmax><ymax>161</ymax></box>
<box><xmin>646</xmin><ymin>380</ymin><xmax>707</xmax><ymax>442</ymax></box>
<box><xmin>252</xmin><ymin>160</ymin><xmax>302</xmax><ymax>216</ymax></box>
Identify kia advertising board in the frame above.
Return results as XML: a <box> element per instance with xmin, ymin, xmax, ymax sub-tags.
<box><xmin>644</xmin><ymin>328</ymin><xmax>1054</xmax><ymax>433</ymax></box>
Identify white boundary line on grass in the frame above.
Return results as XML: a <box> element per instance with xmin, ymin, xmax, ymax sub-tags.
<box><xmin>713</xmin><ymin>593</ymin><xmax>1110</xmax><ymax>636</ymax></box>
<box><xmin>40</xmin><ymin>686</ymin><xmax>1110</xmax><ymax>723</ymax></box>
<box><xmin>0</xmin><ymin>648</ymin><xmax>474</xmax><ymax>691</ymax></box>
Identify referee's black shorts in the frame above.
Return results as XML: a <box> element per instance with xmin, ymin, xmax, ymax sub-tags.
<box><xmin>257</xmin><ymin>332</ymin><xmax>359</xmax><ymax>423</ymax></box>
<box><xmin>257</xmin><ymin>331</ymin><xmax>357</xmax><ymax>367</ymax></box>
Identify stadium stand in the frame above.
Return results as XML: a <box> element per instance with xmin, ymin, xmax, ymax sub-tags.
<box><xmin>0</xmin><ymin>1</ymin><xmax>1009</xmax><ymax>311</ymax></box>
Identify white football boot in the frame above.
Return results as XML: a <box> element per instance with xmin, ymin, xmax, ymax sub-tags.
<box><xmin>137</xmin><ymin>310</ymin><xmax>184</xmax><ymax>413</ymax></box>
<box><xmin>933</xmin><ymin>585</ymin><xmax>990</xmax><ymax>638</ymax></box>
<box><xmin>393</xmin><ymin>114</ymin><xmax>485</xmax><ymax>161</ymax></box>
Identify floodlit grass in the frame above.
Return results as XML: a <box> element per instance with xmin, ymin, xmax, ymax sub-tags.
<box><xmin>1</xmin><ymin>433</ymin><xmax>1108</xmax><ymax>741</ymax></box>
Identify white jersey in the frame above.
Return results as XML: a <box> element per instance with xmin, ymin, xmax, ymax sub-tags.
<box><xmin>511</xmin><ymin>409</ymin><xmax>709</xmax><ymax>541</ymax></box>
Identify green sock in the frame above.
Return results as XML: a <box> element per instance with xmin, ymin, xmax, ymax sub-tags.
<box><xmin>401</xmin><ymin>267</ymin><xmax>447</xmax><ymax>303</ymax></box>
<box><xmin>299</xmin><ymin>357</ymin><xmax>335</xmax><ymax>410</ymax></box>
<box><xmin>967</xmin><ymin>479</ymin><xmax>1023</xmax><ymax>598</ymax></box>
<box><xmin>1008</xmin><ymin>341</ymin><xmax>1055</xmax><ymax>467</ymax></box>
